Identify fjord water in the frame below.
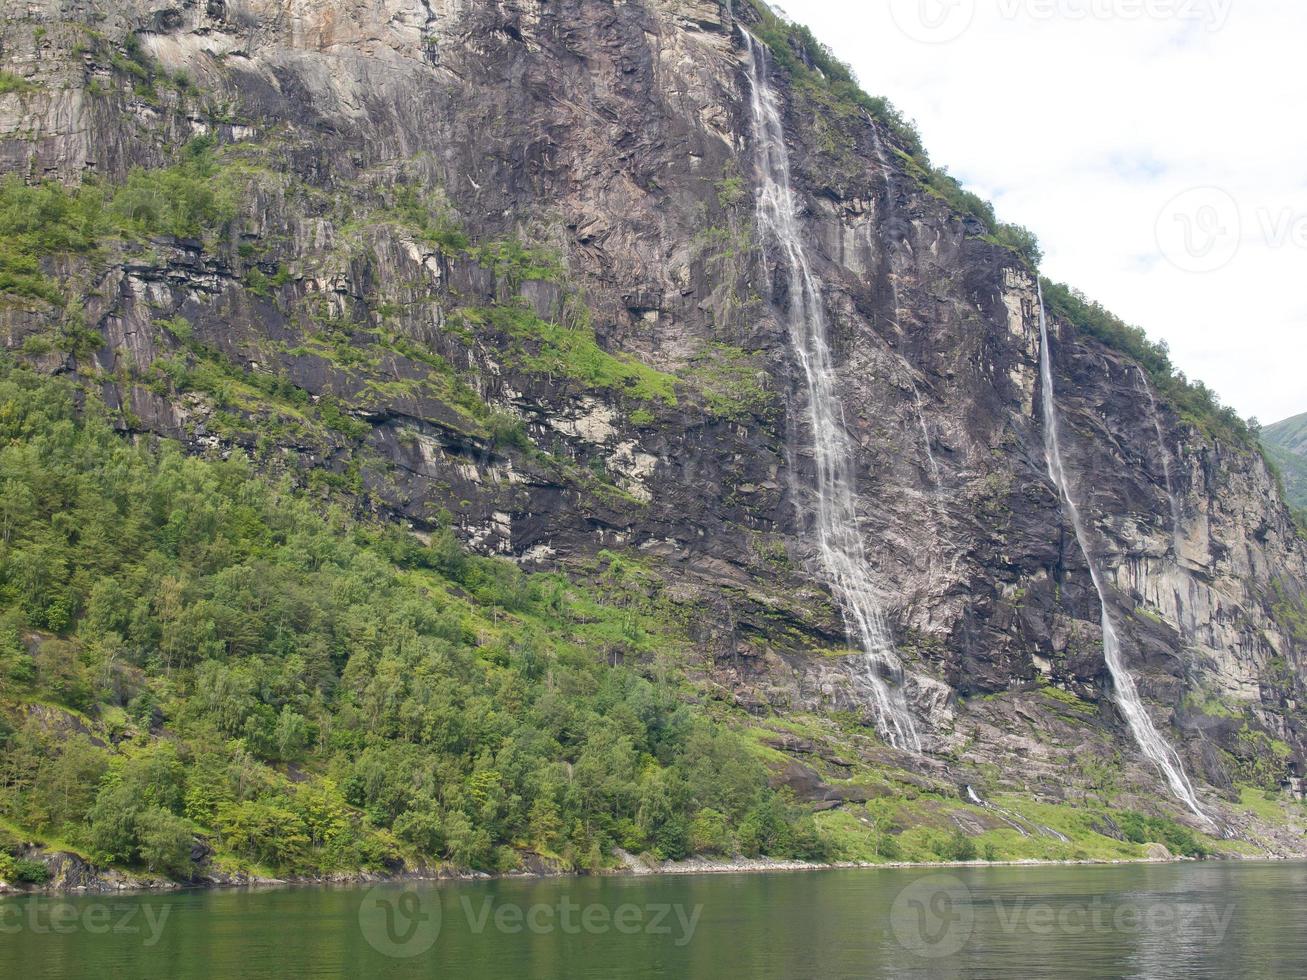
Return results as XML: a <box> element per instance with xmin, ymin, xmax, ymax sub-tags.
<box><xmin>1036</xmin><ymin>289</ymin><xmax>1210</xmax><ymax>825</ymax></box>
<box><xmin>741</xmin><ymin>31</ymin><xmax>918</xmax><ymax>751</ymax></box>
<box><xmin>3</xmin><ymin>863</ymin><xmax>1306</xmax><ymax>978</ymax></box>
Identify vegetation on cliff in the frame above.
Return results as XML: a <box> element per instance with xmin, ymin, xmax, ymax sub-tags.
<box><xmin>0</xmin><ymin>359</ymin><xmax>1263</xmax><ymax>882</ymax></box>
<box><xmin>1262</xmin><ymin>413</ymin><xmax>1307</xmax><ymax>514</ymax></box>
<box><xmin>0</xmin><ymin>136</ymin><xmax>240</xmax><ymax>305</ymax></box>
<box><xmin>1039</xmin><ymin>279</ymin><xmax>1258</xmax><ymax>450</ymax></box>
<box><xmin>0</xmin><ymin>362</ymin><xmax>823</xmax><ymax>880</ymax></box>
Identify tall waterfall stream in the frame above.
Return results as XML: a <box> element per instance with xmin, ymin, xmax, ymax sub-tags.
<box><xmin>742</xmin><ymin>32</ymin><xmax>919</xmax><ymax>751</ymax></box>
<box><xmin>1037</xmin><ymin>285</ymin><xmax>1210</xmax><ymax>824</ymax></box>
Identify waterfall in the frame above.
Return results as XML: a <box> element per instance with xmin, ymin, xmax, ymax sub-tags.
<box><xmin>913</xmin><ymin>387</ymin><xmax>942</xmax><ymax>488</ymax></box>
<box><xmin>871</xmin><ymin>118</ymin><xmax>952</xmax><ymax>582</ymax></box>
<box><xmin>867</xmin><ymin>120</ymin><xmax>902</xmax><ymax>335</ymax></box>
<box><xmin>742</xmin><ymin>31</ymin><xmax>920</xmax><ymax>752</ymax></box>
<box><xmin>873</xmin><ymin>112</ymin><xmax>951</xmax><ymax>593</ymax></box>
<box><xmin>872</xmin><ymin>123</ymin><xmax>942</xmax><ymax>502</ymax></box>
<box><xmin>963</xmin><ymin>785</ymin><xmax>1039</xmax><ymax>838</ymax></box>
<box><xmin>1137</xmin><ymin>365</ymin><xmax>1183</xmax><ymax>553</ymax></box>
<box><xmin>1037</xmin><ymin>285</ymin><xmax>1211</xmax><ymax>824</ymax></box>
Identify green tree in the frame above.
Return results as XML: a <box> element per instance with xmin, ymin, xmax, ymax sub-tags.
<box><xmin>689</xmin><ymin>808</ymin><xmax>732</xmax><ymax>855</ymax></box>
<box><xmin>135</xmin><ymin>808</ymin><xmax>196</xmax><ymax>877</ymax></box>
<box><xmin>442</xmin><ymin>810</ymin><xmax>491</xmax><ymax>868</ymax></box>
<box><xmin>393</xmin><ymin>808</ymin><xmax>444</xmax><ymax>856</ymax></box>
<box><xmin>215</xmin><ymin>800</ymin><xmax>310</xmax><ymax>868</ymax></box>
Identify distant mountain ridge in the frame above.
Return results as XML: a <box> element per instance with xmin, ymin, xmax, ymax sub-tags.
<box><xmin>1263</xmin><ymin>413</ymin><xmax>1307</xmax><ymax>511</ymax></box>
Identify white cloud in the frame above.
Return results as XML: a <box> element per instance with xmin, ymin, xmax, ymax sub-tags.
<box><xmin>786</xmin><ymin>0</ymin><xmax>1307</xmax><ymax>423</ymax></box>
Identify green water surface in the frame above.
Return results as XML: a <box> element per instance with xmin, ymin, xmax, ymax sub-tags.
<box><xmin>1</xmin><ymin>861</ymin><xmax>1303</xmax><ymax>978</ymax></box>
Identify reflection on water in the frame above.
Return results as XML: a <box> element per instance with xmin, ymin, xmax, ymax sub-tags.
<box><xmin>1</xmin><ymin>862</ymin><xmax>1304</xmax><ymax>978</ymax></box>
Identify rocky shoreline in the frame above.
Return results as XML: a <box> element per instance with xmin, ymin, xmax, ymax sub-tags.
<box><xmin>5</xmin><ymin>844</ymin><xmax>1289</xmax><ymax>897</ymax></box>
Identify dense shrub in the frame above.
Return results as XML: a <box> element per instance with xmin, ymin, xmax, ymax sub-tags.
<box><xmin>936</xmin><ymin>829</ymin><xmax>978</xmax><ymax>862</ymax></box>
<box><xmin>1116</xmin><ymin>811</ymin><xmax>1208</xmax><ymax>858</ymax></box>
<box><xmin>13</xmin><ymin>858</ymin><xmax>50</xmax><ymax>883</ymax></box>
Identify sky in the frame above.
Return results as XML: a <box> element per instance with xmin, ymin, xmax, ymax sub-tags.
<box><xmin>782</xmin><ymin>0</ymin><xmax>1307</xmax><ymax>425</ymax></box>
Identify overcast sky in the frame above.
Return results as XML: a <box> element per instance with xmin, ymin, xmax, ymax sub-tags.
<box><xmin>784</xmin><ymin>0</ymin><xmax>1306</xmax><ymax>425</ymax></box>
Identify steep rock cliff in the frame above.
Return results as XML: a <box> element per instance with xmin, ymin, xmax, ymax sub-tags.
<box><xmin>2</xmin><ymin>0</ymin><xmax>1304</xmax><ymax>847</ymax></box>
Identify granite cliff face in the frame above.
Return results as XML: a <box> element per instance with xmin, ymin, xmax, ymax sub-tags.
<box><xmin>2</xmin><ymin>0</ymin><xmax>1305</xmax><ymax>845</ymax></box>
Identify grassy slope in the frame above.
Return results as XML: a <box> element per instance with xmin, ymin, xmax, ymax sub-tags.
<box><xmin>1265</xmin><ymin>413</ymin><xmax>1307</xmax><ymax>453</ymax></box>
<box><xmin>1263</xmin><ymin>413</ymin><xmax>1307</xmax><ymax>511</ymax></box>
<box><xmin>734</xmin><ymin>711</ymin><xmax>1288</xmax><ymax>865</ymax></box>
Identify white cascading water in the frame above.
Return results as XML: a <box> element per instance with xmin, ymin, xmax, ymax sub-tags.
<box><xmin>872</xmin><ymin>118</ymin><xmax>953</xmax><ymax>585</ymax></box>
<box><xmin>742</xmin><ymin>31</ymin><xmax>920</xmax><ymax>752</ymax></box>
<box><xmin>1037</xmin><ymin>284</ymin><xmax>1211</xmax><ymax>824</ymax></box>
<box><xmin>913</xmin><ymin>386</ymin><xmax>942</xmax><ymax>489</ymax></box>
<box><xmin>1137</xmin><ymin>365</ymin><xmax>1183</xmax><ymax>553</ymax></box>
